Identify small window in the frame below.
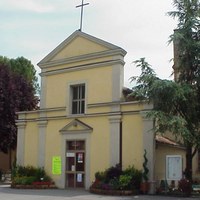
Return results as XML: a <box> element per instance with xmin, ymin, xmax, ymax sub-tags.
<box><xmin>71</xmin><ymin>84</ymin><xmax>85</xmax><ymax>114</ymax></box>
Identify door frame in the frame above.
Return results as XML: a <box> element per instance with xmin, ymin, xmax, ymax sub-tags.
<box><xmin>65</xmin><ymin>140</ymin><xmax>86</xmax><ymax>188</ymax></box>
<box><xmin>60</xmin><ymin>132</ymin><xmax>91</xmax><ymax>189</ymax></box>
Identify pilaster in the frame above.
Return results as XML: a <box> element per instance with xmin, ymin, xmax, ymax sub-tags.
<box><xmin>16</xmin><ymin>122</ymin><xmax>26</xmax><ymax>166</ymax></box>
<box><xmin>40</xmin><ymin>76</ymin><xmax>47</xmax><ymax>109</ymax></box>
<box><xmin>37</xmin><ymin>120</ymin><xmax>48</xmax><ymax>167</ymax></box>
<box><xmin>112</xmin><ymin>63</ymin><xmax>124</xmax><ymax>103</ymax></box>
<box><xmin>109</xmin><ymin>115</ymin><xmax>121</xmax><ymax>167</ymax></box>
<box><xmin>140</xmin><ymin>104</ymin><xmax>156</xmax><ymax>194</ymax></box>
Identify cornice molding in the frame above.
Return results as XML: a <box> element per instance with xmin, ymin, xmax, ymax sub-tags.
<box><xmin>39</xmin><ymin>48</ymin><xmax>126</xmax><ymax>69</ymax></box>
<box><xmin>40</xmin><ymin>59</ymin><xmax>125</xmax><ymax>77</ymax></box>
<box><xmin>38</xmin><ymin>30</ymin><xmax>127</xmax><ymax>67</ymax></box>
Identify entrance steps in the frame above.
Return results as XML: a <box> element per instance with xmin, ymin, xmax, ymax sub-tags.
<box><xmin>0</xmin><ymin>170</ymin><xmax>11</xmax><ymax>184</ymax></box>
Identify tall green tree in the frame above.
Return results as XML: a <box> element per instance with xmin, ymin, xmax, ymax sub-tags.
<box><xmin>130</xmin><ymin>0</ymin><xmax>199</xmax><ymax>181</ymax></box>
<box><xmin>168</xmin><ymin>0</ymin><xmax>200</xmax><ymax>181</ymax></box>
<box><xmin>0</xmin><ymin>56</ymin><xmax>39</xmax><ymax>93</ymax></box>
<box><xmin>0</xmin><ymin>57</ymin><xmax>39</xmax><ymax>153</ymax></box>
<box><xmin>168</xmin><ymin>0</ymin><xmax>200</xmax><ymax>84</ymax></box>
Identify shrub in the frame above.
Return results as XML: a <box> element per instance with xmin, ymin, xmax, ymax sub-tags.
<box><xmin>109</xmin><ymin>177</ymin><xmax>120</xmax><ymax>190</ymax></box>
<box><xmin>13</xmin><ymin>176</ymin><xmax>37</xmax><ymax>185</ymax></box>
<box><xmin>142</xmin><ymin>150</ymin><xmax>149</xmax><ymax>182</ymax></box>
<box><xmin>95</xmin><ymin>171</ymin><xmax>106</xmax><ymax>182</ymax></box>
<box><xmin>123</xmin><ymin>166</ymin><xmax>142</xmax><ymax>190</ymax></box>
<box><xmin>105</xmin><ymin>164</ymin><xmax>122</xmax><ymax>183</ymax></box>
<box><xmin>178</xmin><ymin>178</ymin><xmax>192</xmax><ymax>196</ymax></box>
<box><xmin>119</xmin><ymin>174</ymin><xmax>132</xmax><ymax>190</ymax></box>
<box><xmin>16</xmin><ymin>166</ymin><xmax>36</xmax><ymax>177</ymax></box>
<box><xmin>12</xmin><ymin>165</ymin><xmax>51</xmax><ymax>185</ymax></box>
<box><xmin>91</xmin><ymin>165</ymin><xmax>142</xmax><ymax>192</ymax></box>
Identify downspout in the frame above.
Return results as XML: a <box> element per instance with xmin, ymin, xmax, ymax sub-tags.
<box><xmin>119</xmin><ymin>121</ymin><xmax>122</xmax><ymax>170</ymax></box>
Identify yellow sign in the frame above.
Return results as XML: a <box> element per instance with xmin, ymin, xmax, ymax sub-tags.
<box><xmin>52</xmin><ymin>156</ymin><xmax>62</xmax><ymax>175</ymax></box>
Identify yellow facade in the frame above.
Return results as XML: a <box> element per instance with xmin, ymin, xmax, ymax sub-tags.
<box><xmin>16</xmin><ymin>30</ymin><xmax>199</xmax><ymax>193</ymax></box>
<box><xmin>155</xmin><ymin>145</ymin><xmax>186</xmax><ymax>183</ymax></box>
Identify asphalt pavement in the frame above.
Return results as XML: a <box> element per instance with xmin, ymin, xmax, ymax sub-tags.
<box><xmin>0</xmin><ymin>184</ymin><xmax>199</xmax><ymax>200</ymax></box>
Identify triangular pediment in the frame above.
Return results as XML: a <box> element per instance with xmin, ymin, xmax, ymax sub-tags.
<box><xmin>38</xmin><ymin>30</ymin><xmax>126</xmax><ymax>68</ymax></box>
<box><xmin>60</xmin><ymin>119</ymin><xmax>93</xmax><ymax>134</ymax></box>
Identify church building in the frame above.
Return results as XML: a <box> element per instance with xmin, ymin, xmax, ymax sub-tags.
<box><xmin>16</xmin><ymin>30</ymin><xmax>200</xmax><ymax>192</ymax></box>
<box><xmin>16</xmin><ymin>30</ymin><xmax>155</xmax><ymax>190</ymax></box>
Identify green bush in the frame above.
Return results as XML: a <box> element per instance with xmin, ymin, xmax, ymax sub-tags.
<box><xmin>123</xmin><ymin>166</ymin><xmax>142</xmax><ymax>190</ymax></box>
<box><xmin>109</xmin><ymin>177</ymin><xmax>120</xmax><ymax>190</ymax></box>
<box><xmin>178</xmin><ymin>178</ymin><xmax>192</xmax><ymax>196</ymax></box>
<box><xmin>13</xmin><ymin>176</ymin><xmax>37</xmax><ymax>185</ymax></box>
<box><xmin>119</xmin><ymin>174</ymin><xmax>132</xmax><ymax>190</ymax></box>
<box><xmin>16</xmin><ymin>166</ymin><xmax>36</xmax><ymax>177</ymax></box>
<box><xmin>12</xmin><ymin>165</ymin><xmax>51</xmax><ymax>185</ymax></box>
<box><xmin>142</xmin><ymin>150</ymin><xmax>149</xmax><ymax>182</ymax></box>
<box><xmin>95</xmin><ymin>171</ymin><xmax>106</xmax><ymax>182</ymax></box>
<box><xmin>105</xmin><ymin>164</ymin><xmax>122</xmax><ymax>183</ymax></box>
<box><xmin>91</xmin><ymin>165</ymin><xmax>142</xmax><ymax>192</ymax></box>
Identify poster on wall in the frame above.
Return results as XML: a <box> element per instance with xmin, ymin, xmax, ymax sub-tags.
<box><xmin>77</xmin><ymin>173</ymin><xmax>82</xmax><ymax>182</ymax></box>
<box><xmin>66</xmin><ymin>152</ymin><xmax>75</xmax><ymax>157</ymax></box>
<box><xmin>77</xmin><ymin>153</ymin><xmax>83</xmax><ymax>163</ymax></box>
<box><xmin>166</xmin><ymin>155</ymin><xmax>182</xmax><ymax>180</ymax></box>
<box><xmin>52</xmin><ymin>156</ymin><xmax>62</xmax><ymax>175</ymax></box>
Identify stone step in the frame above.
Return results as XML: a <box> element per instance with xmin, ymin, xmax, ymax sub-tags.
<box><xmin>1</xmin><ymin>171</ymin><xmax>12</xmax><ymax>183</ymax></box>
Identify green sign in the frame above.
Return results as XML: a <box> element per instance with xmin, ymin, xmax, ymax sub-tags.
<box><xmin>52</xmin><ymin>156</ymin><xmax>62</xmax><ymax>175</ymax></box>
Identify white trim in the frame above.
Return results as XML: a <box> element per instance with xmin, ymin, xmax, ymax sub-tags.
<box><xmin>140</xmin><ymin>107</ymin><xmax>155</xmax><ymax>194</ymax></box>
<box><xmin>16</xmin><ymin>122</ymin><xmax>26</xmax><ymax>166</ymax></box>
<box><xmin>39</xmin><ymin>49</ymin><xmax>126</xmax><ymax>69</ymax></box>
<box><xmin>37</xmin><ymin>120</ymin><xmax>48</xmax><ymax>167</ymax></box>
<box><xmin>66</xmin><ymin>80</ymin><xmax>88</xmax><ymax>116</ymax></box>
<box><xmin>59</xmin><ymin>132</ymin><xmax>91</xmax><ymax>189</ymax></box>
<box><xmin>40</xmin><ymin>60</ymin><xmax>125</xmax><ymax>77</ymax></box>
<box><xmin>38</xmin><ymin>30</ymin><xmax>126</xmax><ymax>68</ymax></box>
<box><xmin>40</xmin><ymin>76</ymin><xmax>47</xmax><ymax>109</ymax></box>
<box><xmin>109</xmin><ymin>115</ymin><xmax>121</xmax><ymax>166</ymax></box>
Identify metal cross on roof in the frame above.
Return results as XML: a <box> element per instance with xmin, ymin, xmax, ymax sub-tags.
<box><xmin>76</xmin><ymin>0</ymin><xmax>89</xmax><ymax>31</ymax></box>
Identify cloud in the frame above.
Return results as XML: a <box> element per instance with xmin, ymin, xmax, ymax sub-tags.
<box><xmin>0</xmin><ymin>0</ymin><xmax>57</xmax><ymax>13</ymax></box>
<box><xmin>0</xmin><ymin>0</ymin><xmax>178</xmax><ymax>88</ymax></box>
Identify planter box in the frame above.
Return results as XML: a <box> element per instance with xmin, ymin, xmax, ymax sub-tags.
<box><xmin>11</xmin><ymin>182</ymin><xmax>57</xmax><ymax>189</ymax></box>
<box><xmin>90</xmin><ymin>188</ymin><xmax>134</xmax><ymax>196</ymax></box>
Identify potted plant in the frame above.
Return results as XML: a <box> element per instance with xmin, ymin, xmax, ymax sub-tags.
<box><xmin>140</xmin><ymin>149</ymin><xmax>149</xmax><ymax>194</ymax></box>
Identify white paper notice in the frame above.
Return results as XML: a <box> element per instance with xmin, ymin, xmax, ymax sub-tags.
<box><xmin>71</xmin><ymin>165</ymin><xmax>75</xmax><ymax>171</ymax></box>
<box><xmin>77</xmin><ymin>174</ymin><xmax>82</xmax><ymax>182</ymax></box>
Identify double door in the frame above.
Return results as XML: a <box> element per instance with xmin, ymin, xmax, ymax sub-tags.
<box><xmin>66</xmin><ymin>140</ymin><xmax>85</xmax><ymax>188</ymax></box>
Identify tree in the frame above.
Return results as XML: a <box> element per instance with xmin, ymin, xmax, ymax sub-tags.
<box><xmin>130</xmin><ymin>0</ymin><xmax>199</xmax><ymax>182</ymax></box>
<box><xmin>168</xmin><ymin>0</ymin><xmax>200</xmax><ymax>181</ymax></box>
<box><xmin>168</xmin><ymin>0</ymin><xmax>200</xmax><ymax>84</ymax></box>
<box><xmin>0</xmin><ymin>59</ymin><xmax>38</xmax><ymax>153</ymax></box>
<box><xmin>0</xmin><ymin>56</ymin><xmax>39</xmax><ymax>93</ymax></box>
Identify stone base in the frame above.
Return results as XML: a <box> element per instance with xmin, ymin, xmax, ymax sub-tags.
<box><xmin>11</xmin><ymin>183</ymin><xmax>57</xmax><ymax>189</ymax></box>
<box><xmin>90</xmin><ymin>188</ymin><xmax>134</xmax><ymax>196</ymax></box>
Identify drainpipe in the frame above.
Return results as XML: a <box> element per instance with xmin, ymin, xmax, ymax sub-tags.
<box><xmin>119</xmin><ymin>121</ymin><xmax>122</xmax><ymax>170</ymax></box>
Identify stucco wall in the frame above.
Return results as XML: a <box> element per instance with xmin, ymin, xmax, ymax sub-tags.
<box><xmin>155</xmin><ymin>144</ymin><xmax>186</xmax><ymax>182</ymax></box>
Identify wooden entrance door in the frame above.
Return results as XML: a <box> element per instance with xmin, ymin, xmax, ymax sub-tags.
<box><xmin>66</xmin><ymin>140</ymin><xmax>85</xmax><ymax>188</ymax></box>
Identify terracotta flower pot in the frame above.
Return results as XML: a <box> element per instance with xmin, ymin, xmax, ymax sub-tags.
<box><xmin>140</xmin><ymin>182</ymin><xmax>149</xmax><ymax>194</ymax></box>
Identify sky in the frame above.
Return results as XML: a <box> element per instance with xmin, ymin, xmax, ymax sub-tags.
<box><xmin>0</xmin><ymin>0</ymin><xmax>178</xmax><ymax>88</ymax></box>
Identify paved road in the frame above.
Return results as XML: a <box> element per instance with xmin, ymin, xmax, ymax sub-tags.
<box><xmin>0</xmin><ymin>185</ymin><xmax>199</xmax><ymax>200</ymax></box>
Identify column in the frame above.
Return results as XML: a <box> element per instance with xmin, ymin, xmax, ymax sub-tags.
<box><xmin>40</xmin><ymin>76</ymin><xmax>47</xmax><ymax>109</ymax></box>
<box><xmin>140</xmin><ymin>104</ymin><xmax>156</xmax><ymax>194</ymax></box>
<box><xmin>16</xmin><ymin>122</ymin><xmax>26</xmax><ymax>166</ymax></box>
<box><xmin>37</xmin><ymin>120</ymin><xmax>48</xmax><ymax>167</ymax></box>
<box><xmin>109</xmin><ymin>115</ymin><xmax>121</xmax><ymax>167</ymax></box>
